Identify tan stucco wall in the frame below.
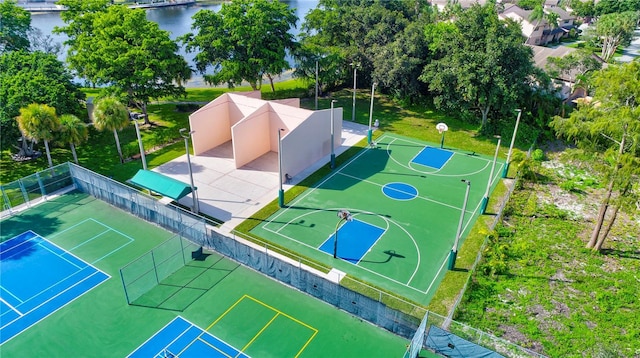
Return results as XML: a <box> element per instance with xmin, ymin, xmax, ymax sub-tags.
<box><xmin>190</xmin><ymin>97</ymin><xmax>231</xmax><ymax>155</ymax></box>
<box><xmin>232</xmin><ymin>104</ymin><xmax>272</xmax><ymax>168</ymax></box>
<box><xmin>280</xmin><ymin>107</ymin><xmax>343</xmax><ymax>180</ymax></box>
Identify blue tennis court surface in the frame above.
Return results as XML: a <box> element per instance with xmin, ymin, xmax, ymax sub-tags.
<box><xmin>129</xmin><ymin>316</ymin><xmax>250</xmax><ymax>358</ymax></box>
<box><xmin>412</xmin><ymin>146</ymin><xmax>454</xmax><ymax>169</ymax></box>
<box><xmin>0</xmin><ymin>230</ymin><xmax>109</xmax><ymax>345</ymax></box>
<box><xmin>319</xmin><ymin>220</ymin><xmax>385</xmax><ymax>263</ymax></box>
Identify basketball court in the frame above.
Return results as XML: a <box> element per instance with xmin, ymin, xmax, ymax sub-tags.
<box><xmin>250</xmin><ymin>133</ymin><xmax>504</xmax><ymax>304</ymax></box>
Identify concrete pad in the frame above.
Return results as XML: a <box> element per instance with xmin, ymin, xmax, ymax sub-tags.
<box><xmin>154</xmin><ymin>120</ymin><xmax>369</xmax><ymax>233</ymax></box>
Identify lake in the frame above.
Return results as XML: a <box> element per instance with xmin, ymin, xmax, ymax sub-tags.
<box><xmin>29</xmin><ymin>1</ymin><xmax>319</xmax><ymax>86</ymax></box>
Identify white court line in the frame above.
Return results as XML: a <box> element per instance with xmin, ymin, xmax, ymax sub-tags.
<box><xmin>0</xmin><ymin>271</ymin><xmax>108</xmax><ymax>332</ymax></box>
<box><xmin>38</xmin><ymin>242</ymin><xmax>83</xmax><ymax>269</ymax></box>
<box><xmin>0</xmin><ymin>231</ymin><xmax>39</xmax><ymax>256</ymax></box>
<box><xmin>258</xmin><ymin>134</ymin><xmax>486</xmax><ymax>295</ymax></box>
<box><xmin>0</xmin><ymin>296</ymin><xmax>23</xmax><ymax>316</ymax></box>
<box><xmin>48</xmin><ymin>218</ymin><xmax>135</xmax><ymax>264</ymax></box>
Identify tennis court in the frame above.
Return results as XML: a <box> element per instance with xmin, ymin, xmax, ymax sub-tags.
<box><xmin>251</xmin><ymin>133</ymin><xmax>504</xmax><ymax>304</ymax></box>
<box><xmin>0</xmin><ymin>191</ymin><xmax>409</xmax><ymax>357</ymax></box>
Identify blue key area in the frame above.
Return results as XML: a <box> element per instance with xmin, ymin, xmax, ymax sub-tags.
<box><xmin>0</xmin><ymin>231</ymin><xmax>109</xmax><ymax>345</ymax></box>
<box><xmin>411</xmin><ymin>146</ymin><xmax>454</xmax><ymax>169</ymax></box>
<box><xmin>319</xmin><ymin>219</ymin><xmax>385</xmax><ymax>263</ymax></box>
<box><xmin>382</xmin><ymin>182</ymin><xmax>418</xmax><ymax>201</ymax></box>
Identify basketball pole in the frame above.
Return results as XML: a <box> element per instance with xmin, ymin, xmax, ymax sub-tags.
<box><xmin>449</xmin><ymin>179</ymin><xmax>470</xmax><ymax>270</ymax></box>
<box><xmin>351</xmin><ymin>62</ymin><xmax>358</xmax><ymax>122</ymax></box>
<box><xmin>278</xmin><ymin>128</ymin><xmax>285</xmax><ymax>207</ymax></box>
<box><xmin>503</xmin><ymin>109</ymin><xmax>522</xmax><ymax>178</ymax></box>
<box><xmin>330</xmin><ymin>100</ymin><xmax>337</xmax><ymax>168</ymax></box>
<box><xmin>367</xmin><ymin>82</ymin><xmax>376</xmax><ymax>145</ymax></box>
<box><xmin>480</xmin><ymin>136</ymin><xmax>501</xmax><ymax>214</ymax></box>
<box><xmin>334</xmin><ymin>210</ymin><xmax>352</xmax><ymax>258</ymax></box>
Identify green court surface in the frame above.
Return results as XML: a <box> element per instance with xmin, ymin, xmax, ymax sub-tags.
<box><xmin>251</xmin><ymin>133</ymin><xmax>504</xmax><ymax>305</ymax></box>
<box><xmin>0</xmin><ymin>192</ymin><xmax>408</xmax><ymax>357</ymax></box>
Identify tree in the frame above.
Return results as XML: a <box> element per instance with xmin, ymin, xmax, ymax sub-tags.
<box><xmin>181</xmin><ymin>0</ymin><xmax>297</xmax><ymax>91</ymax></box>
<box><xmin>92</xmin><ymin>96</ymin><xmax>129</xmax><ymax>163</ymax></box>
<box><xmin>517</xmin><ymin>0</ymin><xmax>542</xmax><ymax>10</ymax></box>
<box><xmin>0</xmin><ymin>0</ymin><xmax>31</xmax><ymax>53</ymax></box>
<box><xmin>569</xmin><ymin>0</ymin><xmax>596</xmax><ymax>18</ymax></box>
<box><xmin>550</xmin><ymin>61</ymin><xmax>640</xmax><ymax>251</ymax></box>
<box><xmin>16</xmin><ymin>104</ymin><xmax>59</xmax><ymax>168</ymax></box>
<box><xmin>56</xmin><ymin>2</ymin><xmax>191</xmax><ymax>124</ymax></box>
<box><xmin>525</xmin><ymin>4</ymin><xmax>544</xmax><ymax>44</ymax></box>
<box><xmin>595</xmin><ymin>11</ymin><xmax>638</xmax><ymax>62</ymax></box>
<box><xmin>545</xmin><ymin>49</ymin><xmax>603</xmax><ymax>90</ymax></box>
<box><xmin>57</xmin><ymin>114</ymin><xmax>88</xmax><ymax>164</ymax></box>
<box><xmin>420</xmin><ymin>3</ymin><xmax>538</xmax><ymax>128</ymax></box>
<box><xmin>594</xmin><ymin>0</ymin><xmax>640</xmax><ymax>15</ymax></box>
<box><xmin>297</xmin><ymin>0</ymin><xmax>429</xmax><ymax>99</ymax></box>
<box><xmin>0</xmin><ymin>50</ymin><xmax>85</xmax><ymax>151</ymax></box>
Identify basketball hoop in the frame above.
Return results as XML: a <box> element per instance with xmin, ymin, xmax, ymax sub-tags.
<box><xmin>436</xmin><ymin>123</ymin><xmax>448</xmax><ymax>149</ymax></box>
<box><xmin>337</xmin><ymin>209</ymin><xmax>353</xmax><ymax>222</ymax></box>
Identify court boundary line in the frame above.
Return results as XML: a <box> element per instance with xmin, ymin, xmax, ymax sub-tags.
<box><xmin>262</xmin><ymin>211</ymin><xmax>428</xmax><ymax>294</ymax></box>
<box><xmin>409</xmin><ymin>145</ymin><xmax>455</xmax><ymax>171</ymax></box>
<box><xmin>0</xmin><ymin>231</ymin><xmax>111</xmax><ymax>336</ymax></box>
<box><xmin>208</xmin><ymin>294</ymin><xmax>318</xmax><ymax>358</ymax></box>
<box><xmin>381</xmin><ymin>136</ymin><xmax>497</xmax><ymax>177</ymax></box>
<box><xmin>317</xmin><ymin>217</ymin><xmax>389</xmax><ymax>265</ymax></box>
<box><xmin>127</xmin><ymin>315</ymin><xmax>248</xmax><ymax>358</ymax></box>
<box><xmin>48</xmin><ymin>218</ymin><xmax>135</xmax><ymax>264</ymax></box>
<box><xmin>0</xmin><ymin>296</ymin><xmax>22</xmax><ymax>316</ymax></box>
<box><xmin>258</xmin><ymin>133</ymin><xmax>494</xmax><ymax>296</ymax></box>
<box><xmin>0</xmin><ymin>270</ymin><xmax>108</xmax><ymax>333</ymax></box>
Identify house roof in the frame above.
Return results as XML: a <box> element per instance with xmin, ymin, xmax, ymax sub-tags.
<box><xmin>529</xmin><ymin>45</ymin><xmax>606</xmax><ymax>82</ymax></box>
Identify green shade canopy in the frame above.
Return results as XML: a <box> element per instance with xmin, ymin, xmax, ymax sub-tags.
<box><xmin>129</xmin><ymin>170</ymin><xmax>194</xmax><ymax>200</ymax></box>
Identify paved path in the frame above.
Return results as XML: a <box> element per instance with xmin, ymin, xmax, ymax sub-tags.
<box><xmin>617</xmin><ymin>28</ymin><xmax>640</xmax><ymax>63</ymax></box>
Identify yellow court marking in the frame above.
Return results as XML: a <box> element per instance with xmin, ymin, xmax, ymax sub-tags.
<box><xmin>207</xmin><ymin>294</ymin><xmax>318</xmax><ymax>358</ymax></box>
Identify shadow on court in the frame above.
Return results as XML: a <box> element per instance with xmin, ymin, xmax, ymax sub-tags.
<box><xmin>0</xmin><ymin>213</ymin><xmax>63</xmax><ymax>240</ymax></box>
<box><xmin>320</xmin><ymin>148</ymin><xmax>391</xmax><ymax>191</ymax></box>
<box><xmin>130</xmin><ymin>252</ymin><xmax>240</xmax><ymax>312</ymax></box>
<box><xmin>341</xmin><ymin>250</ymin><xmax>406</xmax><ymax>264</ymax></box>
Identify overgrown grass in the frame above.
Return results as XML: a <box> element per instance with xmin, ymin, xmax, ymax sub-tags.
<box><xmin>454</xmin><ymin>154</ymin><xmax>640</xmax><ymax>356</ymax></box>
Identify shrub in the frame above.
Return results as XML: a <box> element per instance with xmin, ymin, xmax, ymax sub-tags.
<box><xmin>532</xmin><ymin>148</ymin><xmax>545</xmax><ymax>162</ymax></box>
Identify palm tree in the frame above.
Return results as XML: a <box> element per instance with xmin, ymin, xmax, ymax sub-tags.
<box><xmin>16</xmin><ymin>103</ymin><xmax>59</xmax><ymax>168</ymax></box>
<box><xmin>526</xmin><ymin>4</ymin><xmax>545</xmax><ymax>45</ymax></box>
<box><xmin>57</xmin><ymin>114</ymin><xmax>88</xmax><ymax>164</ymax></box>
<box><xmin>92</xmin><ymin>96</ymin><xmax>130</xmax><ymax>163</ymax></box>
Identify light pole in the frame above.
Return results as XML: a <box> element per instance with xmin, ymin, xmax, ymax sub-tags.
<box><xmin>330</xmin><ymin>100</ymin><xmax>337</xmax><ymax>169</ymax></box>
<box><xmin>448</xmin><ymin>179</ymin><xmax>471</xmax><ymax>270</ymax></box>
<box><xmin>351</xmin><ymin>62</ymin><xmax>358</xmax><ymax>122</ymax></box>
<box><xmin>179</xmin><ymin>128</ymin><xmax>199</xmax><ymax>214</ymax></box>
<box><xmin>367</xmin><ymin>82</ymin><xmax>376</xmax><ymax>145</ymax></box>
<box><xmin>502</xmin><ymin>109</ymin><xmax>522</xmax><ymax>178</ymax></box>
<box><xmin>278</xmin><ymin>128</ymin><xmax>285</xmax><ymax>207</ymax></box>
<box><xmin>133</xmin><ymin>118</ymin><xmax>147</xmax><ymax>170</ymax></box>
<box><xmin>315</xmin><ymin>60</ymin><xmax>319</xmax><ymax>110</ymax></box>
<box><xmin>333</xmin><ymin>209</ymin><xmax>353</xmax><ymax>258</ymax></box>
<box><xmin>480</xmin><ymin>136</ymin><xmax>501</xmax><ymax>214</ymax></box>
